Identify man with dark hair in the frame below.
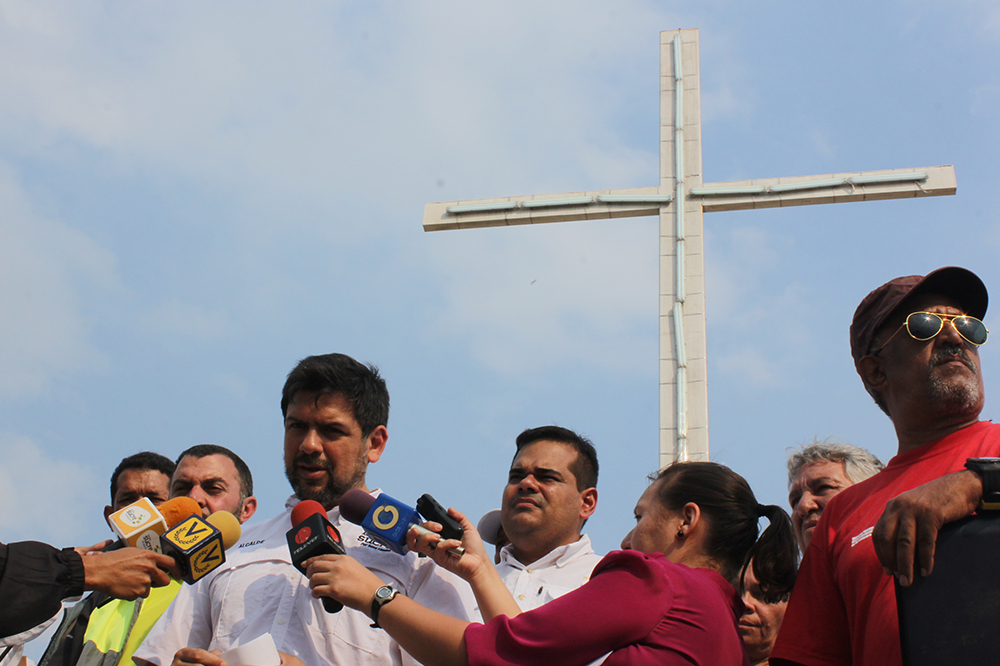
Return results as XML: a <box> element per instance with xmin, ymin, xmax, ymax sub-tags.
<box><xmin>67</xmin><ymin>445</ymin><xmax>259</xmax><ymax>666</ymax></box>
<box><xmin>106</xmin><ymin>452</ymin><xmax>176</xmax><ymax>517</ymax></box>
<box><xmin>38</xmin><ymin>452</ymin><xmax>177</xmax><ymax>666</ymax></box>
<box><xmin>136</xmin><ymin>353</ymin><xmax>468</xmax><ymax>666</ymax></box>
<box><xmin>473</xmin><ymin>426</ymin><xmax>601</xmax><ymax>619</ymax></box>
<box><xmin>170</xmin><ymin>444</ymin><xmax>256</xmax><ymax>523</ymax></box>
<box><xmin>773</xmin><ymin>267</ymin><xmax>1000</xmax><ymax>666</ymax></box>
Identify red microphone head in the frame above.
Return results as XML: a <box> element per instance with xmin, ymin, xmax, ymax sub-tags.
<box><xmin>339</xmin><ymin>489</ymin><xmax>376</xmax><ymax>525</ymax></box>
<box><xmin>291</xmin><ymin>499</ymin><xmax>327</xmax><ymax>525</ymax></box>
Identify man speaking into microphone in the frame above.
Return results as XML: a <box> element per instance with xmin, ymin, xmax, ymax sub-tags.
<box><xmin>136</xmin><ymin>354</ymin><xmax>469</xmax><ymax>666</ymax></box>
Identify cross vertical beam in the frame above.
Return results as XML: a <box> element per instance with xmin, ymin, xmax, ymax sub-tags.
<box><xmin>660</xmin><ymin>30</ymin><xmax>708</xmax><ymax>465</ymax></box>
<box><xmin>422</xmin><ymin>28</ymin><xmax>956</xmax><ymax>469</ymax></box>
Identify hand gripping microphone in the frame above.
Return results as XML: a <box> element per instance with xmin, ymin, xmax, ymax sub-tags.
<box><xmin>105</xmin><ymin>497</ymin><xmax>202</xmax><ymax>553</ymax></box>
<box><xmin>161</xmin><ymin>511</ymin><xmax>242</xmax><ymax>584</ymax></box>
<box><xmin>286</xmin><ymin>500</ymin><xmax>345</xmax><ymax>613</ymax></box>
<box><xmin>340</xmin><ymin>489</ymin><xmax>464</xmax><ymax>556</ymax></box>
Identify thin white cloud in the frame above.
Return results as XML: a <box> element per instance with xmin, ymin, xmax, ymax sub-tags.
<box><xmin>0</xmin><ymin>433</ymin><xmax>103</xmax><ymax>543</ymax></box>
<box><xmin>141</xmin><ymin>299</ymin><xmax>230</xmax><ymax>342</ymax></box>
<box><xmin>426</xmin><ymin>219</ymin><xmax>658</xmax><ymax>376</ymax></box>
<box><xmin>706</xmin><ymin>222</ymin><xmax>814</xmax><ymax>387</ymax></box>
<box><xmin>714</xmin><ymin>346</ymin><xmax>783</xmax><ymax>387</ymax></box>
<box><xmin>0</xmin><ymin>161</ymin><xmax>117</xmax><ymax>397</ymax></box>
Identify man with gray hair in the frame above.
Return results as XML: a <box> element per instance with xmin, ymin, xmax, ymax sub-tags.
<box><xmin>787</xmin><ymin>439</ymin><xmax>884</xmax><ymax>551</ymax></box>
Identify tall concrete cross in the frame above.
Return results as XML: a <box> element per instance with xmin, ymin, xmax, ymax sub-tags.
<box><xmin>422</xmin><ymin>28</ymin><xmax>956</xmax><ymax>469</ymax></box>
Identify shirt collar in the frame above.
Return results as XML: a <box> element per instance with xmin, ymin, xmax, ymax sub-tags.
<box><xmin>499</xmin><ymin>534</ymin><xmax>594</xmax><ymax>569</ymax></box>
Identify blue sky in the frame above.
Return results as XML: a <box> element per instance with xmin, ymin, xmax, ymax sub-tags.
<box><xmin>2</xmin><ymin>0</ymin><xmax>999</xmax><ymax>597</ymax></box>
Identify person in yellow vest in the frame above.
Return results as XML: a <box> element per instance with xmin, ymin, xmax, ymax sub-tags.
<box><xmin>39</xmin><ymin>452</ymin><xmax>176</xmax><ymax>666</ymax></box>
<box><xmin>73</xmin><ymin>446</ymin><xmax>257</xmax><ymax>666</ymax></box>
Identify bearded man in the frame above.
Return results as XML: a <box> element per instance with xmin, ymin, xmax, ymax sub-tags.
<box><xmin>773</xmin><ymin>267</ymin><xmax>998</xmax><ymax>666</ymax></box>
<box><xmin>136</xmin><ymin>354</ymin><xmax>468</xmax><ymax>666</ymax></box>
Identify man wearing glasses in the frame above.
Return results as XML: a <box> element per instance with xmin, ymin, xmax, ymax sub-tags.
<box><xmin>773</xmin><ymin>266</ymin><xmax>997</xmax><ymax>666</ymax></box>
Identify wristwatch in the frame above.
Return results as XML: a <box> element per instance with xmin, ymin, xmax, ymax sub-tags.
<box><xmin>964</xmin><ymin>457</ymin><xmax>1000</xmax><ymax>510</ymax></box>
<box><xmin>370</xmin><ymin>585</ymin><xmax>400</xmax><ymax>628</ymax></box>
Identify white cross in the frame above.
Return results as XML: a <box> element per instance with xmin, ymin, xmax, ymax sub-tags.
<box><xmin>422</xmin><ymin>29</ymin><xmax>956</xmax><ymax>468</ymax></box>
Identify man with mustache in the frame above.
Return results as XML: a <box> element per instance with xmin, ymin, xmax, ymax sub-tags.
<box><xmin>476</xmin><ymin>426</ymin><xmax>601</xmax><ymax>619</ymax></box>
<box><xmin>135</xmin><ymin>354</ymin><xmax>468</xmax><ymax>666</ymax></box>
<box><xmin>786</xmin><ymin>439</ymin><xmax>883</xmax><ymax>552</ymax></box>
<box><xmin>773</xmin><ymin>267</ymin><xmax>998</xmax><ymax>666</ymax></box>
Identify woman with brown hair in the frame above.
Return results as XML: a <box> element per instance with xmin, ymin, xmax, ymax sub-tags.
<box><xmin>306</xmin><ymin>462</ymin><xmax>797</xmax><ymax>666</ymax></box>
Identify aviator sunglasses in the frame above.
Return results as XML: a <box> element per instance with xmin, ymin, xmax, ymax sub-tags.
<box><xmin>877</xmin><ymin>311</ymin><xmax>989</xmax><ymax>352</ymax></box>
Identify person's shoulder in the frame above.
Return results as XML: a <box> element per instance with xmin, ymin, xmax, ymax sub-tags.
<box><xmin>591</xmin><ymin>549</ymin><xmax>662</xmax><ymax>576</ymax></box>
<box><xmin>222</xmin><ymin>508</ymin><xmax>297</xmax><ymax>566</ymax></box>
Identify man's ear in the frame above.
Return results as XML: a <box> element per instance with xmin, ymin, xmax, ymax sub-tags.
<box><xmin>103</xmin><ymin>505</ymin><xmax>114</xmax><ymax>529</ymax></box>
<box><xmin>239</xmin><ymin>496</ymin><xmax>258</xmax><ymax>524</ymax></box>
<box><xmin>579</xmin><ymin>488</ymin><xmax>598</xmax><ymax>521</ymax></box>
<box><xmin>858</xmin><ymin>355</ymin><xmax>887</xmax><ymax>393</ymax></box>
<box><xmin>366</xmin><ymin>425</ymin><xmax>388</xmax><ymax>464</ymax></box>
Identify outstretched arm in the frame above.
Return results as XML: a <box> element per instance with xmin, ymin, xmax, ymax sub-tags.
<box><xmin>407</xmin><ymin>508</ymin><xmax>521</xmax><ymax>621</ymax></box>
<box><xmin>81</xmin><ymin>547</ymin><xmax>176</xmax><ymax>600</ymax></box>
<box><xmin>306</xmin><ymin>554</ymin><xmax>469</xmax><ymax>666</ymax></box>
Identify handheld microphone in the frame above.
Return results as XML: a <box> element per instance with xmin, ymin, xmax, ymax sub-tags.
<box><xmin>105</xmin><ymin>497</ymin><xmax>202</xmax><ymax>552</ymax></box>
<box><xmin>161</xmin><ymin>511</ymin><xmax>242</xmax><ymax>584</ymax></box>
<box><xmin>286</xmin><ymin>500</ymin><xmax>345</xmax><ymax>613</ymax></box>
<box><xmin>340</xmin><ymin>490</ymin><xmax>464</xmax><ymax>556</ymax></box>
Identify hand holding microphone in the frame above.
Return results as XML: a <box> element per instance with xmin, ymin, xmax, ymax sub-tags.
<box><xmin>81</xmin><ymin>547</ymin><xmax>176</xmax><ymax>600</ymax></box>
<box><xmin>339</xmin><ymin>490</ymin><xmax>465</xmax><ymax>557</ymax></box>
<box><xmin>286</xmin><ymin>500</ymin><xmax>346</xmax><ymax>613</ymax></box>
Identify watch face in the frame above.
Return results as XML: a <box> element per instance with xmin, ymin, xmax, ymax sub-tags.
<box><xmin>376</xmin><ymin>587</ymin><xmax>393</xmax><ymax>601</ymax></box>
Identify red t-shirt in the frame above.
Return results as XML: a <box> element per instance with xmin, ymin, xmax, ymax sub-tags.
<box><xmin>772</xmin><ymin>420</ymin><xmax>1000</xmax><ymax>666</ymax></box>
<box><xmin>465</xmin><ymin>549</ymin><xmax>750</xmax><ymax>666</ymax></box>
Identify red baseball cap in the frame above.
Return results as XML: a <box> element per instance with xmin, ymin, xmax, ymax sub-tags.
<box><xmin>850</xmin><ymin>267</ymin><xmax>988</xmax><ymax>368</ymax></box>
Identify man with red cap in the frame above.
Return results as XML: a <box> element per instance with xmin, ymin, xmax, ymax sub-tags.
<box><xmin>772</xmin><ymin>266</ymin><xmax>998</xmax><ymax>666</ymax></box>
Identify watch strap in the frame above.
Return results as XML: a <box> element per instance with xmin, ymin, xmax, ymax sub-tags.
<box><xmin>370</xmin><ymin>585</ymin><xmax>399</xmax><ymax>628</ymax></box>
<box><xmin>965</xmin><ymin>458</ymin><xmax>1000</xmax><ymax>510</ymax></box>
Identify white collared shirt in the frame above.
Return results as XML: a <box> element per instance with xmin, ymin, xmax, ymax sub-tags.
<box><xmin>468</xmin><ymin>535</ymin><xmax>603</xmax><ymax>620</ymax></box>
<box><xmin>136</xmin><ymin>494</ymin><xmax>469</xmax><ymax>666</ymax></box>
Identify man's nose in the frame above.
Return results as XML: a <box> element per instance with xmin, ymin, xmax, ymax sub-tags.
<box><xmin>620</xmin><ymin>529</ymin><xmax>633</xmax><ymax>550</ymax></box>
<box><xmin>796</xmin><ymin>491</ymin><xmax>820</xmax><ymax>516</ymax></box>
<box><xmin>517</xmin><ymin>474</ymin><xmax>539</xmax><ymax>492</ymax></box>
<box><xmin>937</xmin><ymin>317</ymin><xmax>966</xmax><ymax>346</ymax></box>
<box><xmin>186</xmin><ymin>487</ymin><xmax>209</xmax><ymax>511</ymax></box>
<box><xmin>299</xmin><ymin>429</ymin><xmax>323</xmax><ymax>455</ymax></box>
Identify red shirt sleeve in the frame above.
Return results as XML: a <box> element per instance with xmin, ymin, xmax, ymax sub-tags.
<box><xmin>464</xmin><ymin>550</ymin><xmax>672</xmax><ymax>666</ymax></box>
<box><xmin>771</xmin><ymin>517</ymin><xmax>852</xmax><ymax>666</ymax></box>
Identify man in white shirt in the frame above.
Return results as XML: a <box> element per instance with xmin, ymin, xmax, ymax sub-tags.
<box><xmin>473</xmin><ymin>426</ymin><xmax>602</xmax><ymax>618</ymax></box>
<box><xmin>134</xmin><ymin>353</ymin><xmax>468</xmax><ymax>666</ymax></box>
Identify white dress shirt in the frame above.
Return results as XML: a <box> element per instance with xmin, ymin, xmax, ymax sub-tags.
<box><xmin>468</xmin><ymin>535</ymin><xmax>603</xmax><ymax>621</ymax></box>
<box><xmin>135</xmin><ymin>494</ymin><xmax>469</xmax><ymax>666</ymax></box>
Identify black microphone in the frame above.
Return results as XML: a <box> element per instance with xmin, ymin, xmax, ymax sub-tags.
<box><xmin>286</xmin><ymin>500</ymin><xmax>345</xmax><ymax>613</ymax></box>
<box><xmin>340</xmin><ymin>489</ymin><xmax>464</xmax><ymax>556</ymax></box>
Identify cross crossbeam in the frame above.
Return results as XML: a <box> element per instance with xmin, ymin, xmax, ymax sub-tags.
<box><xmin>423</xmin><ymin>29</ymin><xmax>956</xmax><ymax>468</ymax></box>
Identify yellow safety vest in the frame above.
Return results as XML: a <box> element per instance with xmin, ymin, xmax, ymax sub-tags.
<box><xmin>77</xmin><ymin>580</ymin><xmax>181</xmax><ymax>666</ymax></box>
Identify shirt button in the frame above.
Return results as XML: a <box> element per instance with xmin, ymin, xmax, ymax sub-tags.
<box><xmin>278</xmin><ymin>618</ymin><xmax>286</xmax><ymax>625</ymax></box>
<box><xmin>526</xmin><ymin>569</ymin><xmax>533</xmax><ymax>573</ymax></box>
<box><xmin>517</xmin><ymin>594</ymin><xmax>525</xmax><ymax>600</ymax></box>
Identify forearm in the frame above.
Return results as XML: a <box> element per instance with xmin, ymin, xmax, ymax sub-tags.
<box><xmin>377</xmin><ymin>595</ymin><xmax>470</xmax><ymax>666</ymax></box>
<box><xmin>0</xmin><ymin>541</ymin><xmax>84</xmax><ymax>636</ymax></box>
<box><xmin>467</xmin><ymin>565</ymin><xmax>521</xmax><ymax>622</ymax></box>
